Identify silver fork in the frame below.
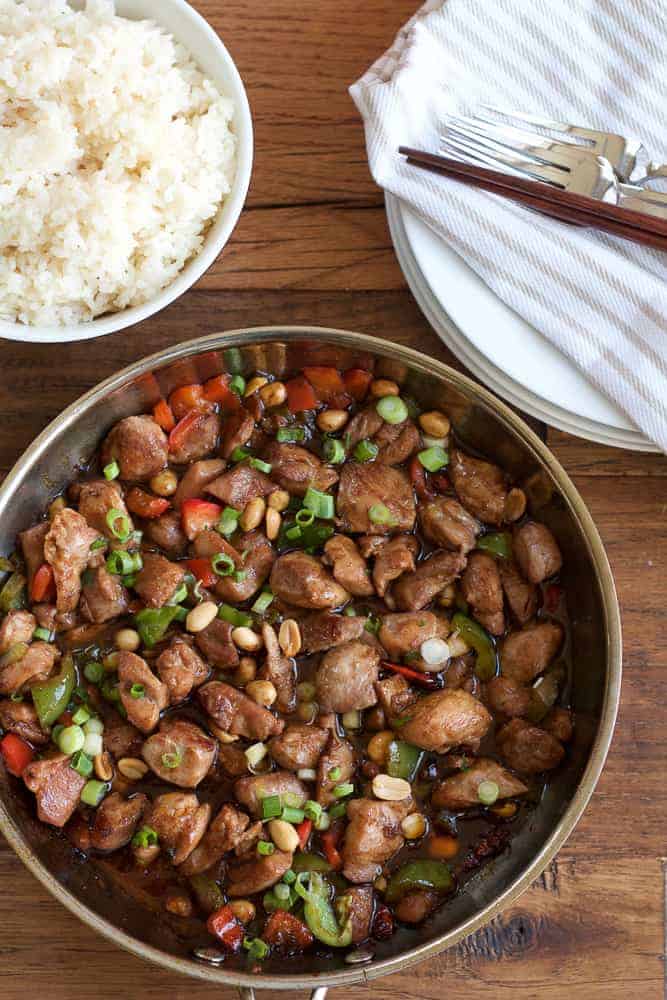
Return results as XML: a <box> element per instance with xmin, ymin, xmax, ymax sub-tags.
<box><xmin>449</xmin><ymin>106</ymin><xmax>667</xmax><ymax>185</ymax></box>
<box><xmin>439</xmin><ymin>119</ymin><xmax>667</xmax><ymax>219</ymax></box>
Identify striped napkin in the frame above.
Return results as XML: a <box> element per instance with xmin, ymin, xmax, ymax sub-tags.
<box><xmin>350</xmin><ymin>0</ymin><xmax>667</xmax><ymax>452</ymax></box>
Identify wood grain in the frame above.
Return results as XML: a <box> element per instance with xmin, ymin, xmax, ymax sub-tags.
<box><xmin>0</xmin><ymin>1</ymin><xmax>666</xmax><ymax>998</ymax></box>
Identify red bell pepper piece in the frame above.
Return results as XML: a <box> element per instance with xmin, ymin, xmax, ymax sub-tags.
<box><xmin>343</xmin><ymin>367</ymin><xmax>373</xmax><ymax>402</ymax></box>
<box><xmin>125</xmin><ymin>487</ymin><xmax>170</xmax><ymax>520</ymax></box>
<box><xmin>262</xmin><ymin>910</ymin><xmax>314</xmax><ymax>952</ymax></box>
<box><xmin>409</xmin><ymin>455</ymin><xmax>435</xmax><ymax>501</ymax></box>
<box><xmin>285</xmin><ymin>375</ymin><xmax>318</xmax><ymax>413</ymax></box>
<box><xmin>168</xmin><ymin>409</ymin><xmax>204</xmax><ymax>456</ymax></box>
<box><xmin>168</xmin><ymin>383</ymin><xmax>206</xmax><ymax>420</ymax></box>
<box><xmin>152</xmin><ymin>398</ymin><xmax>176</xmax><ymax>432</ymax></box>
<box><xmin>203</xmin><ymin>374</ymin><xmax>241</xmax><ymax>411</ymax></box>
<box><xmin>206</xmin><ymin>904</ymin><xmax>244</xmax><ymax>953</ymax></box>
<box><xmin>31</xmin><ymin>563</ymin><xmax>55</xmax><ymax>603</ymax></box>
<box><xmin>321</xmin><ymin>826</ymin><xmax>343</xmax><ymax>871</ymax></box>
<box><xmin>381</xmin><ymin>660</ymin><xmax>442</xmax><ymax>690</ymax></box>
<box><xmin>181</xmin><ymin>498</ymin><xmax>223</xmax><ymax>541</ymax></box>
<box><xmin>302</xmin><ymin>367</ymin><xmax>351</xmax><ymax>407</ymax></box>
<box><xmin>296</xmin><ymin>817</ymin><xmax>313</xmax><ymax>850</ymax></box>
<box><xmin>0</xmin><ymin>733</ymin><xmax>34</xmax><ymax>777</ymax></box>
<box><xmin>186</xmin><ymin>558</ymin><xmax>218</xmax><ymax>589</ymax></box>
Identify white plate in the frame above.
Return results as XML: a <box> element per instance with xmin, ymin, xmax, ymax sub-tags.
<box><xmin>386</xmin><ymin>195</ymin><xmax>657</xmax><ymax>451</ymax></box>
<box><xmin>386</xmin><ymin>195</ymin><xmax>657</xmax><ymax>452</ymax></box>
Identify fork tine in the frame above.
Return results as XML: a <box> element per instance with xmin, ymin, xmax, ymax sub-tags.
<box><xmin>443</xmin><ymin>112</ymin><xmax>577</xmax><ymax>154</ymax></box>
<box><xmin>441</xmin><ymin>129</ymin><xmax>568</xmax><ymax>188</ymax></box>
<box><xmin>443</xmin><ymin>121</ymin><xmax>573</xmax><ymax>185</ymax></box>
<box><xmin>477</xmin><ymin>104</ymin><xmax>603</xmax><ymax>146</ymax></box>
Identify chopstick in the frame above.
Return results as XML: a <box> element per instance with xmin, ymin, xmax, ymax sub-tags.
<box><xmin>398</xmin><ymin>146</ymin><xmax>667</xmax><ymax>251</ymax></box>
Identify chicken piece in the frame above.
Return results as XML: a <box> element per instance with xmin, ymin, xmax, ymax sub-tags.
<box><xmin>542</xmin><ymin>707</ymin><xmax>573</xmax><ymax>743</ymax></box>
<box><xmin>134</xmin><ymin>551</ymin><xmax>185</xmax><ymax>609</ymax></box>
<box><xmin>449</xmin><ymin>449</ymin><xmax>508</xmax><ymax>526</ymax></box>
<box><xmin>216</xmin><ymin>532</ymin><xmax>275</xmax><ymax>604</ymax></box>
<box><xmin>497</xmin><ymin>718</ymin><xmax>565</xmax><ymax>774</ymax></box>
<box><xmin>156</xmin><ymin>636</ymin><xmax>210</xmax><ymax>704</ymax></box>
<box><xmin>269</xmin><ymin>723</ymin><xmax>329</xmax><ymax>771</ymax></box>
<box><xmin>393</xmin><ymin>551</ymin><xmax>467</xmax><ymax>612</ymax></box>
<box><xmin>0</xmin><ymin>700</ymin><xmax>48</xmax><ymax>745</ymax></box>
<box><xmin>233</xmin><ymin>819</ymin><xmax>263</xmax><ymax>857</ymax></box>
<box><xmin>262</xmin><ymin>910</ymin><xmax>314</xmax><ymax>954</ymax></box>
<box><xmin>323</xmin><ymin>535</ymin><xmax>373</xmax><ymax>597</ymax></box>
<box><xmin>419</xmin><ymin>496</ymin><xmax>481</xmax><ymax>554</ymax></box>
<box><xmin>221</xmin><ymin>410</ymin><xmax>255</xmax><ymax>460</ymax></box>
<box><xmin>19</xmin><ymin>522</ymin><xmax>49</xmax><ymax>590</ymax></box>
<box><xmin>194</xmin><ymin>618</ymin><xmax>240</xmax><ymax>670</ymax></box>
<box><xmin>101</xmin><ymin>415</ymin><xmax>168</xmax><ymax>482</ymax></box>
<box><xmin>258</xmin><ymin>623</ymin><xmax>296</xmax><ymax>713</ymax></box>
<box><xmin>315</xmin><ymin>640</ymin><xmax>380</xmax><ymax>713</ymax></box>
<box><xmin>432</xmin><ymin>758</ymin><xmax>528</xmax><ymax>809</ymax></box>
<box><xmin>102</xmin><ymin>709</ymin><xmax>143</xmax><ymax>759</ymax></box>
<box><xmin>378</xmin><ymin>611</ymin><xmax>448</xmax><ymax>661</ymax></box>
<box><xmin>117</xmin><ymin>651</ymin><xmax>169</xmax><ymax>734</ymax></box>
<box><xmin>372</xmin><ymin>535</ymin><xmax>418</xmax><ymax>597</ymax></box>
<box><xmin>460</xmin><ymin>552</ymin><xmax>505</xmax><ymax>636</ymax></box>
<box><xmin>179</xmin><ymin>803</ymin><xmax>251</xmax><ymax>875</ymax></box>
<box><xmin>0</xmin><ymin>610</ymin><xmax>36</xmax><ymax>654</ymax></box>
<box><xmin>206</xmin><ymin>464</ymin><xmax>275</xmax><ymax>507</ymax></box>
<box><xmin>499</xmin><ymin>561</ymin><xmax>538</xmax><ymax>625</ymax></box>
<box><xmin>80</xmin><ymin>567</ymin><xmax>128</xmax><ymax>623</ymax></box>
<box><xmin>299</xmin><ymin>611</ymin><xmax>366</xmax><ymax>653</ymax></box>
<box><xmin>316</xmin><ymin>730</ymin><xmax>356</xmax><ymax>807</ymax></box>
<box><xmin>173</xmin><ymin>458</ymin><xmax>227</xmax><ymax>507</ymax></box>
<box><xmin>374</xmin><ymin>419</ymin><xmax>420</xmax><ymax>466</ymax></box>
<box><xmin>227</xmin><ymin>849</ymin><xmax>293</xmax><ymax>897</ymax></box>
<box><xmin>192</xmin><ymin>529</ymin><xmax>242</xmax><ymax>568</ymax></box>
<box><xmin>337</xmin><ymin>463</ymin><xmax>416</xmax><ymax>535</ymax></box>
<box><xmin>142</xmin><ymin>718</ymin><xmax>216</xmax><ymax>787</ymax></box>
<box><xmin>343</xmin><ymin>797</ymin><xmax>412</xmax><ymax>883</ymax></box>
<box><xmin>270</xmin><ymin>552</ymin><xmax>348</xmax><ymax>610</ymax></box>
<box><xmin>168</xmin><ymin>411</ymin><xmax>220</xmax><ymax>465</ymax></box>
<box><xmin>198</xmin><ymin>681</ymin><xmax>284</xmax><ymax>740</ymax></box>
<box><xmin>144</xmin><ymin>511</ymin><xmax>188</xmax><ymax>556</ymax></box>
<box><xmin>513</xmin><ymin>522</ymin><xmax>563</xmax><ymax>584</ymax></box>
<box><xmin>500</xmin><ymin>621</ymin><xmax>563</xmax><ymax>683</ymax></box>
<box><xmin>234</xmin><ymin>771</ymin><xmax>308</xmax><ymax>818</ymax></box>
<box><xmin>263</xmin><ymin>442</ymin><xmax>338</xmax><ymax>497</ymax></box>
<box><xmin>344</xmin><ymin>406</ymin><xmax>383</xmax><ymax>445</ymax></box>
<box><xmin>393</xmin><ymin>890</ymin><xmax>439</xmax><ymax>925</ymax></box>
<box><xmin>145</xmin><ymin>792</ymin><xmax>211</xmax><ymax>865</ymax></box>
<box><xmin>216</xmin><ymin>741</ymin><xmax>250</xmax><ymax>778</ymax></box>
<box><xmin>357</xmin><ymin>534</ymin><xmax>388</xmax><ymax>558</ymax></box>
<box><xmin>23</xmin><ymin>754</ymin><xmax>86</xmax><ymax>827</ymax></box>
<box><xmin>44</xmin><ymin>508</ymin><xmax>99</xmax><ymax>613</ymax></box>
<box><xmin>90</xmin><ymin>792</ymin><xmax>148</xmax><ymax>852</ymax></box>
<box><xmin>32</xmin><ymin>604</ymin><xmax>58</xmax><ymax>633</ymax></box>
<box><xmin>398</xmin><ymin>688</ymin><xmax>492</xmax><ymax>752</ymax></box>
<box><xmin>485</xmin><ymin>675</ymin><xmax>532</xmax><ymax>718</ymax></box>
<box><xmin>0</xmin><ymin>641</ymin><xmax>58</xmax><ymax>695</ymax></box>
<box><xmin>342</xmin><ymin>885</ymin><xmax>375</xmax><ymax>943</ymax></box>
<box><xmin>375</xmin><ymin>674</ymin><xmax>418</xmax><ymax>722</ymax></box>
<box><xmin>444</xmin><ymin>655</ymin><xmax>474</xmax><ymax>690</ymax></box>
<box><xmin>78</xmin><ymin>480</ymin><xmax>132</xmax><ymax>539</ymax></box>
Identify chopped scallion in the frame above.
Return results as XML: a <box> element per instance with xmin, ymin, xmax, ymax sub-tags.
<box><xmin>106</xmin><ymin>549</ymin><xmax>136</xmax><ymax>576</ymax></box>
<box><xmin>285</xmin><ymin>525</ymin><xmax>302</xmax><ymax>541</ymax></box>
<box><xmin>368</xmin><ymin>503</ymin><xmax>397</xmax><ymax>526</ymax></box>
<box><xmin>328</xmin><ymin>766</ymin><xmax>341</xmax><ymax>781</ymax></box>
<box><xmin>71</xmin><ymin>705</ymin><xmax>91</xmax><ymax>726</ymax></box>
<box><xmin>80</xmin><ymin>779</ymin><xmax>108</xmax><ymax>807</ymax></box>
<box><xmin>90</xmin><ymin>538</ymin><xmax>106</xmax><ymax>551</ymax></box>
<box><xmin>333</xmin><ymin>782</ymin><xmax>354</xmax><ymax>799</ymax></box>
<box><xmin>243</xmin><ymin>937</ymin><xmax>269</xmax><ymax>961</ymax></box>
<box><xmin>161</xmin><ymin>751</ymin><xmax>182</xmax><ymax>769</ymax></box>
<box><xmin>281</xmin><ymin>806</ymin><xmax>305</xmax><ymax>824</ymax></box>
<box><xmin>218</xmin><ymin>604</ymin><xmax>253</xmax><ymax>628</ymax></box>
<box><xmin>353</xmin><ymin>439</ymin><xmax>379</xmax><ymax>463</ymax></box>
<box><xmin>211</xmin><ymin>552</ymin><xmax>235</xmax><ymax>577</ymax></box>
<box><xmin>249</xmin><ymin>457</ymin><xmax>272</xmax><ymax>474</ymax></box>
<box><xmin>295</xmin><ymin>508</ymin><xmax>315</xmax><ymax>527</ymax></box>
<box><xmin>376</xmin><ymin>395</ymin><xmax>408</xmax><ymax>425</ymax></box>
<box><xmin>329</xmin><ymin>801</ymin><xmax>348</xmax><ymax>820</ymax></box>
<box><xmin>132</xmin><ymin>825</ymin><xmax>158</xmax><ymax>848</ymax></box>
<box><xmin>130</xmin><ymin>683</ymin><xmax>145</xmax><ymax>700</ymax></box>
<box><xmin>105</xmin><ymin>508</ymin><xmax>131</xmax><ymax>542</ymax></box>
<box><xmin>103</xmin><ymin>460</ymin><xmax>120</xmax><ymax>481</ymax></box>
<box><xmin>261</xmin><ymin>794</ymin><xmax>282</xmax><ymax>820</ymax></box>
<box><xmin>217</xmin><ymin>506</ymin><xmax>241</xmax><ymax>536</ymax></box>
<box><xmin>276</xmin><ymin>427</ymin><xmax>306</xmax><ymax>443</ymax></box>
<box><xmin>417</xmin><ymin>446</ymin><xmax>449</xmax><ymax>472</ymax></box>
<box><xmin>230</xmin><ymin>374</ymin><xmax>246</xmax><ymax>396</ymax></box>
<box><xmin>303</xmin><ymin>800</ymin><xmax>322</xmax><ymax>822</ymax></box>
<box><xmin>303</xmin><ymin>487</ymin><xmax>335</xmax><ymax>520</ymax></box>
<box><xmin>32</xmin><ymin>626</ymin><xmax>54</xmax><ymax>642</ymax></box>
<box><xmin>323</xmin><ymin>437</ymin><xmax>346</xmax><ymax>464</ymax></box>
<box><xmin>257</xmin><ymin>840</ymin><xmax>275</xmax><ymax>856</ymax></box>
<box><xmin>70</xmin><ymin>750</ymin><xmax>93</xmax><ymax>777</ymax></box>
<box><xmin>231</xmin><ymin>447</ymin><xmax>252</xmax><ymax>463</ymax></box>
<box><xmin>252</xmin><ymin>591</ymin><xmax>274</xmax><ymax>614</ymax></box>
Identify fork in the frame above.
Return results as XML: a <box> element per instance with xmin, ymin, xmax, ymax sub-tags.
<box><xmin>446</xmin><ymin>106</ymin><xmax>667</xmax><ymax>185</ymax></box>
<box><xmin>439</xmin><ymin>119</ymin><xmax>667</xmax><ymax>219</ymax></box>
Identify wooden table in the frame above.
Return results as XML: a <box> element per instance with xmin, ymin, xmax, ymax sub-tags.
<box><xmin>0</xmin><ymin>2</ymin><xmax>665</xmax><ymax>998</ymax></box>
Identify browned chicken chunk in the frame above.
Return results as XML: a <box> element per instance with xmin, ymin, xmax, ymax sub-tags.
<box><xmin>374</xmin><ymin>419</ymin><xmax>420</xmax><ymax>466</ymax></box>
<box><xmin>449</xmin><ymin>449</ymin><xmax>507</xmax><ymax>526</ymax></box>
<box><xmin>497</xmin><ymin>718</ymin><xmax>565</xmax><ymax>774</ymax></box>
<box><xmin>263</xmin><ymin>442</ymin><xmax>338</xmax><ymax>496</ymax></box>
<box><xmin>315</xmin><ymin>640</ymin><xmax>380</xmax><ymax>713</ymax></box>
<box><xmin>206</xmin><ymin>464</ymin><xmax>275</xmax><ymax>507</ymax></box>
<box><xmin>44</xmin><ymin>508</ymin><xmax>99</xmax><ymax>612</ymax></box>
<box><xmin>156</xmin><ymin>636</ymin><xmax>209</xmax><ymax>704</ymax></box>
<box><xmin>0</xmin><ymin>641</ymin><xmax>58</xmax><ymax>695</ymax></box>
<box><xmin>90</xmin><ymin>792</ymin><xmax>148</xmax><ymax>852</ymax></box>
<box><xmin>372</xmin><ymin>535</ymin><xmax>418</xmax><ymax>597</ymax></box>
<box><xmin>316</xmin><ymin>729</ymin><xmax>356</xmax><ymax>807</ymax></box>
<box><xmin>542</xmin><ymin>707</ymin><xmax>573</xmax><ymax>743</ymax></box>
<box><xmin>269</xmin><ymin>723</ymin><xmax>329</xmax><ymax>771</ymax></box>
<box><xmin>419</xmin><ymin>496</ymin><xmax>481</xmax><ymax>553</ymax></box>
<box><xmin>144</xmin><ymin>511</ymin><xmax>188</xmax><ymax>556</ymax></box>
<box><xmin>173</xmin><ymin>458</ymin><xmax>226</xmax><ymax>508</ymax></box>
<box><xmin>460</xmin><ymin>552</ymin><xmax>505</xmax><ymax>636</ymax></box>
<box><xmin>234</xmin><ymin>771</ymin><xmax>307</xmax><ymax>818</ymax></box>
<box><xmin>258</xmin><ymin>623</ymin><xmax>296</xmax><ymax>713</ymax></box>
<box><xmin>169</xmin><ymin>411</ymin><xmax>220</xmax><ymax>465</ymax></box>
<box><xmin>0</xmin><ymin>700</ymin><xmax>48</xmax><ymax>745</ymax></box>
<box><xmin>485</xmin><ymin>675</ymin><xmax>532</xmax><ymax>719</ymax></box>
<box><xmin>80</xmin><ymin>567</ymin><xmax>128</xmax><ymax>623</ymax></box>
<box><xmin>101</xmin><ymin>415</ymin><xmax>168</xmax><ymax>482</ymax></box>
<box><xmin>19</xmin><ymin>522</ymin><xmax>48</xmax><ymax>590</ymax></box>
<box><xmin>343</xmin><ymin>797</ymin><xmax>412</xmax><ymax>883</ymax></box>
<box><xmin>134</xmin><ymin>551</ymin><xmax>185</xmax><ymax>608</ymax></box>
<box><xmin>179</xmin><ymin>803</ymin><xmax>251</xmax><ymax>875</ymax></box>
<box><xmin>499</xmin><ymin>561</ymin><xmax>538</xmax><ymax>624</ymax></box>
<box><xmin>117</xmin><ymin>650</ymin><xmax>169</xmax><ymax>733</ymax></box>
<box><xmin>513</xmin><ymin>522</ymin><xmax>563</xmax><ymax>583</ymax></box>
<box><xmin>270</xmin><ymin>552</ymin><xmax>348</xmax><ymax>610</ymax></box>
<box><xmin>142</xmin><ymin>718</ymin><xmax>217</xmax><ymax>787</ymax></box>
<box><xmin>342</xmin><ymin>885</ymin><xmax>375</xmax><ymax>943</ymax></box>
<box><xmin>0</xmin><ymin>610</ymin><xmax>36</xmax><ymax>654</ymax></box>
<box><xmin>144</xmin><ymin>792</ymin><xmax>211</xmax><ymax>865</ymax></box>
<box><xmin>500</xmin><ymin>621</ymin><xmax>563</xmax><ymax>683</ymax></box>
<box><xmin>379</xmin><ymin>611</ymin><xmax>448</xmax><ymax>661</ymax></box>
<box><xmin>227</xmin><ymin>849</ymin><xmax>293</xmax><ymax>897</ymax></box>
<box><xmin>432</xmin><ymin>758</ymin><xmax>528</xmax><ymax>809</ymax></box>
<box><xmin>397</xmin><ymin>688</ymin><xmax>492</xmax><ymax>752</ymax></box>
<box><xmin>194</xmin><ymin>618</ymin><xmax>240</xmax><ymax>670</ymax></box>
<box><xmin>78</xmin><ymin>479</ymin><xmax>133</xmax><ymax>539</ymax></box>
<box><xmin>299</xmin><ymin>611</ymin><xmax>366</xmax><ymax>653</ymax></box>
<box><xmin>23</xmin><ymin>754</ymin><xmax>86</xmax><ymax>827</ymax></box>
<box><xmin>216</xmin><ymin>531</ymin><xmax>275</xmax><ymax>603</ymax></box>
<box><xmin>323</xmin><ymin>535</ymin><xmax>373</xmax><ymax>597</ymax></box>
<box><xmin>337</xmin><ymin>463</ymin><xmax>416</xmax><ymax>535</ymax></box>
<box><xmin>198</xmin><ymin>681</ymin><xmax>284</xmax><ymax>740</ymax></box>
<box><xmin>221</xmin><ymin>410</ymin><xmax>255</xmax><ymax>460</ymax></box>
<box><xmin>393</xmin><ymin>551</ymin><xmax>467</xmax><ymax>611</ymax></box>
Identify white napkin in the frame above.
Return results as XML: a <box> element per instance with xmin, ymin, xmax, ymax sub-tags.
<box><xmin>350</xmin><ymin>0</ymin><xmax>667</xmax><ymax>452</ymax></box>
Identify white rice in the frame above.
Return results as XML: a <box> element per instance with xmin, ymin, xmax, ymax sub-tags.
<box><xmin>0</xmin><ymin>0</ymin><xmax>237</xmax><ymax>327</ymax></box>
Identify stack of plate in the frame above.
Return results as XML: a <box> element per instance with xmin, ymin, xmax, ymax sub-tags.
<box><xmin>386</xmin><ymin>194</ymin><xmax>656</xmax><ymax>452</ymax></box>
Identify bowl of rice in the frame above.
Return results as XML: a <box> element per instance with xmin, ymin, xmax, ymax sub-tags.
<box><xmin>0</xmin><ymin>0</ymin><xmax>253</xmax><ymax>342</ymax></box>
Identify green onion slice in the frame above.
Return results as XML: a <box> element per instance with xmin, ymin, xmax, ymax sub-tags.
<box><xmin>252</xmin><ymin>590</ymin><xmax>274</xmax><ymax>614</ymax></box>
<box><xmin>323</xmin><ymin>438</ymin><xmax>346</xmax><ymax>464</ymax></box>
<box><xmin>249</xmin><ymin>457</ymin><xmax>272</xmax><ymax>474</ymax></box>
<box><xmin>257</xmin><ymin>840</ymin><xmax>275</xmax><ymax>856</ymax></box>
<box><xmin>376</xmin><ymin>395</ymin><xmax>408</xmax><ymax>425</ymax></box>
<box><xmin>217</xmin><ymin>507</ymin><xmax>241</xmax><ymax>537</ymax></box>
<box><xmin>417</xmin><ymin>446</ymin><xmax>449</xmax><ymax>472</ymax></box>
<box><xmin>211</xmin><ymin>552</ymin><xmax>235</xmax><ymax>577</ymax></box>
<box><xmin>276</xmin><ymin>427</ymin><xmax>306</xmax><ymax>443</ymax></box>
<box><xmin>353</xmin><ymin>439</ymin><xmax>379</xmax><ymax>463</ymax></box>
<box><xmin>368</xmin><ymin>502</ymin><xmax>397</xmax><ymax>526</ymax></box>
<box><xmin>230</xmin><ymin>374</ymin><xmax>246</xmax><ymax>396</ymax></box>
<box><xmin>105</xmin><ymin>508</ymin><xmax>131</xmax><ymax>542</ymax></box>
<box><xmin>218</xmin><ymin>604</ymin><xmax>253</xmax><ymax>628</ymax></box>
<box><xmin>103</xmin><ymin>461</ymin><xmax>120</xmax><ymax>481</ymax></box>
<box><xmin>261</xmin><ymin>795</ymin><xmax>283</xmax><ymax>820</ymax></box>
<box><xmin>303</xmin><ymin>487</ymin><xmax>335</xmax><ymax>520</ymax></box>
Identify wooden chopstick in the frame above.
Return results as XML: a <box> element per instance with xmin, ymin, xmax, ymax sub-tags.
<box><xmin>399</xmin><ymin>146</ymin><xmax>667</xmax><ymax>251</ymax></box>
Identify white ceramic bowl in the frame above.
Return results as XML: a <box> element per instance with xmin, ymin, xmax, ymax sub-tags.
<box><xmin>0</xmin><ymin>0</ymin><xmax>253</xmax><ymax>344</ymax></box>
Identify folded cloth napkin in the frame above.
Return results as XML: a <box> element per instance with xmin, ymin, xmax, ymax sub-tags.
<box><xmin>350</xmin><ymin>0</ymin><xmax>667</xmax><ymax>451</ymax></box>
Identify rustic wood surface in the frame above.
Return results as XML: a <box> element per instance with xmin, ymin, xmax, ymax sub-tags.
<box><xmin>0</xmin><ymin>2</ymin><xmax>665</xmax><ymax>998</ymax></box>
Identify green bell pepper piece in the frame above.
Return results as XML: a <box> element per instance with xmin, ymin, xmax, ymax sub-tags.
<box><xmin>385</xmin><ymin>859</ymin><xmax>453</xmax><ymax>904</ymax></box>
<box><xmin>293</xmin><ymin>871</ymin><xmax>353</xmax><ymax>948</ymax></box>
<box><xmin>451</xmin><ymin>612</ymin><xmax>497</xmax><ymax>681</ymax></box>
<box><xmin>291</xmin><ymin>852</ymin><xmax>333</xmax><ymax>874</ymax></box>
<box><xmin>387</xmin><ymin>740</ymin><xmax>423</xmax><ymax>781</ymax></box>
<box><xmin>31</xmin><ymin>654</ymin><xmax>76</xmax><ymax>728</ymax></box>
<box><xmin>134</xmin><ymin>606</ymin><xmax>181</xmax><ymax>648</ymax></box>
<box><xmin>0</xmin><ymin>572</ymin><xmax>26</xmax><ymax>612</ymax></box>
<box><xmin>476</xmin><ymin>531</ymin><xmax>513</xmax><ymax>559</ymax></box>
<box><xmin>189</xmin><ymin>874</ymin><xmax>225</xmax><ymax>914</ymax></box>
